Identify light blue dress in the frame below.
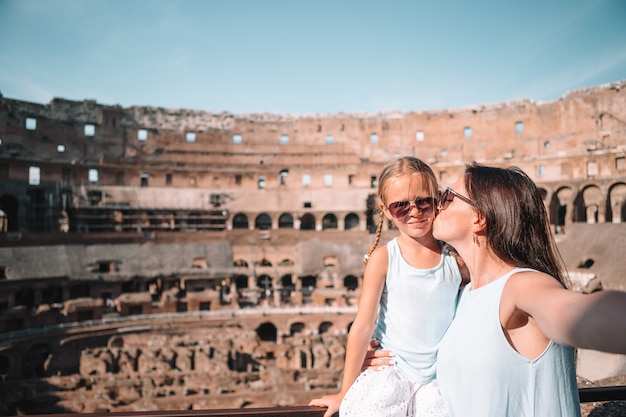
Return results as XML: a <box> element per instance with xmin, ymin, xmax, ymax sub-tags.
<box><xmin>340</xmin><ymin>238</ymin><xmax>462</xmax><ymax>417</ymax></box>
<box><xmin>437</xmin><ymin>268</ymin><xmax>581</xmax><ymax>417</ymax></box>
<box><xmin>373</xmin><ymin>238</ymin><xmax>462</xmax><ymax>384</ymax></box>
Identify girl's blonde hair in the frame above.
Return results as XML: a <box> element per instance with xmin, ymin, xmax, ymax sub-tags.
<box><xmin>364</xmin><ymin>156</ymin><xmax>438</xmax><ymax>264</ymax></box>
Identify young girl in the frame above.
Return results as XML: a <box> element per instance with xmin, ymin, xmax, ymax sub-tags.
<box><xmin>309</xmin><ymin>156</ymin><xmax>466</xmax><ymax>417</ymax></box>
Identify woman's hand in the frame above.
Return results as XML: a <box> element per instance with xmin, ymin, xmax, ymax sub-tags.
<box><xmin>362</xmin><ymin>339</ymin><xmax>395</xmax><ymax>371</ymax></box>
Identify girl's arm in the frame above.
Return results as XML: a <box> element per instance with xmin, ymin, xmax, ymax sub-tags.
<box><xmin>506</xmin><ymin>271</ymin><xmax>626</xmax><ymax>354</ymax></box>
<box><xmin>309</xmin><ymin>245</ymin><xmax>389</xmax><ymax>417</ymax></box>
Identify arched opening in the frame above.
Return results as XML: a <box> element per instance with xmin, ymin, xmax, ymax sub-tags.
<box><xmin>322</xmin><ymin>213</ymin><xmax>338</xmax><ymax>230</ymax></box>
<box><xmin>257</xmin><ymin>274</ymin><xmax>273</xmax><ymax>301</ymax></box>
<box><xmin>0</xmin><ymin>194</ymin><xmax>19</xmax><ymax>232</ymax></box>
<box><xmin>280</xmin><ymin>274</ymin><xmax>295</xmax><ymax>304</ymax></box>
<box><xmin>255</xmin><ymin>213</ymin><xmax>272</xmax><ymax>230</ymax></box>
<box><xmin>344</xmin><ymin>275</ymin><xmax>359</xmax><ymax>291</ymax></box>
<box><xmin>109</xmin><ymin>336</ymin><xmax>124</xmax><ymax>349</ymax></box>
<box><xmin>256</xmin><ymin>322</ymin><xmax>277</xmax><ymax>342</ymax></box>
<box><xmin>233</xmin><ymin>274</ymin><xmax>249</xmax><ymax>289</ymax></box>
<box><xmin>550</xmin><ymin>187</ymin><xmax>572</xmax><ymax>233</ymax></box>
<box><xmin>344</xmin><ymin>213</ymin><xmax>360</xmax><ymax>230</ymax></box>
<box><xmin>232</xmin><ymin>213</ymin><xmax>249</xmax><ymax>229</ymax></box>
<box><xmin>255</xmin><ymin>258</ymin><xmax>272</xmax><ymax>267</ymax></box>
<box><xmin>319</xmin><ymin>321</ymin><xmax>333</xmax><ymax>334</ymax></box>
<box><xmin>300</xmin><ymin>213</ymin><xmax>316</xmax><ymax>230</ymax></box>
<box><xmin>366</xmin><ymin>194</ymin><xmax>377</xmax><ymax>233</ymax></box>
<box><xmin>290</xmin><ymin>322</ymin><xmax>306</xmax><ymax>336</ymax></box>
<box><xmin>608</xmin><ymin>182</ymin><xmax>626</xmax><ymax>223</ymax></box>
<box><xmin>581</xmin><ymin>185</ymin><xmax>602</xmax><ymax>224</ymax></box>
<box><xmin>233</xmin><ymin>259</ymin><xmax>249</xmax><ymax>268</ymax></box>
<box><xmin>278</xmin><ymin>213</ymin><xmax>294</xmax><ymax>228</ymax></box>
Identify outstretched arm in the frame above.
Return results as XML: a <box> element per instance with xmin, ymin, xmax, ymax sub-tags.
<box><xmin>508</xmin><ymin>271</ymin><xmax>626</xmax><ymax>353</ymax></box>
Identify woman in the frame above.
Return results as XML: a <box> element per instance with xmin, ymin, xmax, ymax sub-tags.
<box><xmin>367</xmin><ymin>162</ymin><xmax>626</xmax><ymax>416</ymax></box>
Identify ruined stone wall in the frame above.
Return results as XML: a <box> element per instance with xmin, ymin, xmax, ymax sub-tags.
<box><xmin>0</xmin><ymin>309</ymin><xmax>355</xmax><ymax>415</ymax></box>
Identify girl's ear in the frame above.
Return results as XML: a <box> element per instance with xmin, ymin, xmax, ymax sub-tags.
<box><xmin>379</xmin><ymin>203</ymin><xmax>394</xmax><ymax>222</ymax></box>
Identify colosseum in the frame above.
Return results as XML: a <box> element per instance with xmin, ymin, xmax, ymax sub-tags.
<box><xmin>0</xmin><ymin>79</ymin><xmax>625</xmax><ymax>416</ymax></box>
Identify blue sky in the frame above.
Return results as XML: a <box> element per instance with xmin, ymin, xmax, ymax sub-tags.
<box><xmin>0</xmin><ymin>0</ymin><xmax>625</xmax><ymax>115</ymax></box>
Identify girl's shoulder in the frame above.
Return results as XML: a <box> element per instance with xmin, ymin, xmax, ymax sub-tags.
<box><xmin>365</xmin><ymin>244</ymin><xmax>389</xmax><ymax>267</ymax></box>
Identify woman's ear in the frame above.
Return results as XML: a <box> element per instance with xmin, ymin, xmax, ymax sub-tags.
<box><xmin>472</xmin><ymin>211</ymin><xmax>487</xmax><ymax>235</ymax></box>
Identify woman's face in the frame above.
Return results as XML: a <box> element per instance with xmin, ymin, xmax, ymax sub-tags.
<box><xmin>433</xmin><ymin>176</ymin><xmax>475</xmax><ymax>245</ymax></box>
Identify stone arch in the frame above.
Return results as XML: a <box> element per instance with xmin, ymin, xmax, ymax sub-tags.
<box><xmin>255</xmin><ymin>258</ymin><xmax>272</xmax><ymax>267</ymax></box>
<box><xmin>322</xmin><ymin>213</ymin><xmax>338</xmax><ymax>230</ymax></box>
<box><xmin>344</xmin><ymin>212</ymin><xmax>360</xmax><ymax>230</ymax></box>
<box><xmin>290</xmin><ymin>322</ymin><xmax>306</xmax><ymax>336</ymax></box>
<box><xmin>233</xmin><ymin>259</ymin><xmax>248</xmax><ymax>268</ymax></box>
<box><xmin>0</xmin><ymin>194</ymin><xmax>19</xmax><ymax>232</ymax></box>
<box><xmin>257</xmin><ymin>274</ymin><xmax>273</xmax><ymax>301</ymax></box>
<box><xmin>233</xmin><ymin>274</ymin><xmax>249</xmax><ymax>290</ymax></box>
<box><xmin>608</xmin><ymin>182</ymin><xmax>626</xmax><ymax>223</ymax></box>
<box><xmin>300</xmin><ymin>213</ymin><xmax>316</xmax><ymax>230</ymax></box>
<box><xmin>344</xmin><ymin>275</ymin><xmax>359</xmax><ymax>290</ymax></box>
<box><xmin>108</xmin><ymin>336</ymin><xmax>124</xmax><ymax>349</ymax></box>
<box><xmin>319</xmin><ymin>321</ymin><xmax>333</xmax><ymax>335</ymax></box>
<box><xmin>278</xmin><ymin>169</ymin><xmax>289</xmax><ymax>185</ymax></box>
<box><xmin>549</xmin><ymin>186</ymin><xmax>573</xmax><ymax>232</ymax></box>
<box><xmin>280</xmin><ymin>274</ymin><xmax>295</xmax><ymax>304</ymax></box>
<box><xmin>254</xmin><ymin>213</ymin><xmax>272</xmax><ymax>230</ymax></box>
<box><xmin>232</xmin><ymin>213</ymin><xmax>249</xmax><ymax>229</ymax></box>
<box><xmin>278</xmin><ymin>258</ymin><xmax>294</xmax><ymax>267</ymax></box>
<box><xmin>256</xmin><ymin>322</ymin><xmax>277</xmax><ymax>342</ymax></box>
<box><xmin>366</xmin><ymin>194</ymin><xmax>378</xmax><ymax>233</ymax></box>
<box><xmin>579</xmin><ymin>184</ymin><xmax>602</xmax><ymax>224</ymax></box>
<box><xmin>278</xmin><ymin>213</ymin><xmax>294</xmax><ymax>228</ymax></box>
<box><xmin>281</xmin><ymin>274</ymin><xmax>294</xmax><ymax>287</ymax></box>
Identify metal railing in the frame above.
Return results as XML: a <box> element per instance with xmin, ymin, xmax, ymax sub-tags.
<box><xmin>26</xmin><ymin>386</ymin><xmax>626</xmax><ymax>417</ymax></box>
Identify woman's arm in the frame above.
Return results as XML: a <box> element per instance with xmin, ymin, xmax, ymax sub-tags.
<box><xmin>362</xmin><ymin>339</ymin><xmax>396</xmax><ymax>370</ymax></box>
<box><xmin>506</xmin><ymin>271</ymin><xmax>626</xmax><ymax>354</ymax></box>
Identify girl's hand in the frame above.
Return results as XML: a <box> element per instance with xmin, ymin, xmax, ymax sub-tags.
<box><xmin>309</xmin><ymin>393</ymin><xmax>342</xmax><ymax>417</ymax></box>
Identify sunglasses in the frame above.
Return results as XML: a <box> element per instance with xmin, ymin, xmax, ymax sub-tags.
<box><xmin>438</xmin><ymin>187</ymin><xmax>474</xmax><ymax>210</ymax></box>
<box><xmin>387</xmin><ymin>197</ymin><xmax>437</xmax><ymax>219</ymax></box>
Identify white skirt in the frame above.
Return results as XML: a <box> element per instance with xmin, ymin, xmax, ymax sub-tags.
<box><xmin>339</xmin><ymin>366</ymin><xmax>448</xmax><ymax>417</ymax></box>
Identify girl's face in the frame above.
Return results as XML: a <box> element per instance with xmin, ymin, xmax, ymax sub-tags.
<box><xmin>381</xmin><ymin>174</ymin><xmax>436</xmax><ymax>239</ymax></box>
<box><xmin>433</xmin><ymin>176</ymin><xmax>475</xmax><ymax>245</ymax></box>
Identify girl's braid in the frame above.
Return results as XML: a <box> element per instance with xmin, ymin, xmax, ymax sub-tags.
<box><xmin>363</xmin><ymin>211</ymin><xmax>385</xmax><ymax>265</ymax></box>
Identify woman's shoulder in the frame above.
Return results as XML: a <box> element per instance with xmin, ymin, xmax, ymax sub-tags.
<box><xmin>503</xmin><ymin>269</ymin><xmax>566</xmax><ymax>305</ymax></box>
